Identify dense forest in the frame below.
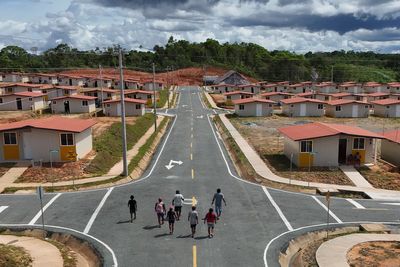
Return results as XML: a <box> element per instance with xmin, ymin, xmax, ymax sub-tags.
<box><xmin>0</xmin><ymin>37</ymin><xmax>399</xmax><ymax>83</ymax></box>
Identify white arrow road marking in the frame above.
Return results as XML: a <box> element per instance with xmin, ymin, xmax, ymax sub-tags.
<box><xmin>346</xmin><ymin>199</ymin><xmax>365</xmax><ymax>209</ymax></box>
<box><xmin>165</xmin><ymin>160</ymin><xmax>183</xmax><ymax>170</ymax></box>
<box><xmin>183</xmin><ymin>197</ymin><xmax>198</xmax><ymax>206</ymax></box>
<box><xmin>182</xmin><ymin>105</ymin><xmax>188</xmax><ymax>107</ymax></box>
<box><xmin>381</xmin><ymin>203</ymin><xmax>400</xmax><ymax>206</ymax></box>
<box><xmin>29</xmin><ymin>193</ymin><xmax>62</xmax><ymax>225</ymax></box>
<box><xmin>0</xmin><ymin>206</ymin><xmax>8</xmax><ymax>214</ymax></box>
<box><xmin>196</xmin><ymin>115</ymin><xmax>204</xmax><ymax>119</ymax></box>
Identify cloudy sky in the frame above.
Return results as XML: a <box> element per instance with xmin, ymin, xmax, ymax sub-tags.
<box><xmin>1</xmin><ymin>0</ymin><xmax>400</xmax><ymax>53</ymax></box>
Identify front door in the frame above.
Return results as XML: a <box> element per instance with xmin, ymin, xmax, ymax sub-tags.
<box><xmin>117</xmin><ymin>103</ymin><xmax>121</xmax><ymax>116</ymax></box>
<box><xmin>64</xmin><ymin>101</ymin><xmax>70</xmax><ymax>114</ymax></box>
<box><xmin>396</xmin><ymin>105</ymin><xmax>400</xmax><ymax>117</ymax></box>
<box><xmin>300</xmin><ymin>103</ymin><xmax>306</xmax><ymax>116</ymax></box>
<box><xmin>22</xmin><ymin>132</ymin><xmax>33</xmax><ymax>159</ymax></box>
<box><xmin>338</xmin><ymin>138</ymin><xmax>347</xmax><ymax>164</ymax></box>
<box><xmin>16</xmin><ymin>98</ymin><xmax>22</xmax><ymax>110</ymax></box>
<box><xmin>256</xmin><ymin>104</ymin><xmax>262</xmax><ymax>116</ymax></box>
<box><xmin>352</xmin><ymin>104</ymin><xmax>358</xmax><ymax>117</ymax></box>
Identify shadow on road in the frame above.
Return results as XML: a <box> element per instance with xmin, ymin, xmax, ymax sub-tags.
<box><xmin>117</xmin><ymin>220</ymin><xmax>132</xmax><ymax>224</ymax></box>
<box><xmin>194</xmin><ymin>235</ymin><xmax>210</xmax><ymax>240</ymax></box>
<box><xmin>154</xmin><ymin>233</ymin><xmax>171</xmax><ymax>238</ymax></box>
<box><xmin>176</xmin><ymin>234</ymin><xmax>192</xmax><ymax>239</ymax></box>
<box><xmin>143</xmin><ymin>225</ymin><xmax>160</xmax><ymax>230</ymax></box>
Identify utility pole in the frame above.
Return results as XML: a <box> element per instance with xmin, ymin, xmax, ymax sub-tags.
<box><xmin>152</xmin><ymin>63</ymin><xmax>157</xmax><ymax>132</ymax></box>
<box><xmin>99</xmin><ymin>64</ymin><xmax>104</xmax><ymax>110</ymax></box>
<box><xmin>119</xmin><ymin>49</ymin><xmax>128</xmax><ymax>177</ymax></box>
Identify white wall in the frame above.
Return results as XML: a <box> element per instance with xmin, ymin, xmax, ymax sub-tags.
<box><xmin>75</xmin><ymin>128</ymin><xmax>93</xmax><ymax>160</ymax></box>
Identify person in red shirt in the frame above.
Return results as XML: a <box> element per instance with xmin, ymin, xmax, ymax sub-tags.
<box><xmin>203</xmin><ymin>208</ymin><xmax>217</xmax><ymax>238</ymax></box>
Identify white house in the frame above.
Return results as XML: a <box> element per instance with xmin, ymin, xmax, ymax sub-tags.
<box><xmin>0</xmin><ymin>117</ymin><xmax>96</xmax><ymax>162</ymax></box>
<box><xmin>279</xmin><ymin>122</ymin><xmax>382</xmax><ymax>167</ymax></box>
<box><xmin>315</xmin><ymin>82</ymin><xmax>339</xmax><ymax>94</ymax></box>
<box><xmin>365</xmin><ymin>92</ymin><xmax>390</xmax><ymax>102</ymax></box>
<box><xmin>0</xmin><ymin>73</ymin><xmax>30</xmax><ymax>83</ymax></box>
<box><xmin>0</xmin><ymin>83</ymin><xmax>44</xmax><ymax>95</ymax></box>
<box><xmin>371</xmin><ymin>99</ymin><xmax>400</xmax><ymax>118</ymax></box>
<box><xmin>29</xmin><ymin>73</ymin><xmax>58</xmax><ymax>85</ymax></box>
<box><xmin>142</xmin><ymin>80</ymin><xmax>164</xmax><ymax>91</ymax></box>
<box><xmin>363</xmin><ymin>82</ymin><xmax>389</xmax><ymax>93</ymax></box>
<box><xmin>339</xmin><ymin>82</ymin><xmax>363</xmax><ymax>94</ymax></box>
<box><xmin>387</xmin><ymin>83</ymin><xmax>400</xmax><ymax>94</ymax></box>
<box><xmin>51</xmin><ymin>95</ymin><xmax>97</xmax><ymax>114</ymax></box>
<box><xmin>0</xmin><ymin>92</ymin><xmax>46</xmax><ymax>111</ymax></box>
<box><xmin>104</xmin><ymin>98</ymin><xmax>147</xmax><ymax>117</ymax></box>
<box><xmin>124</xmin><ymin>90</ymin><xmax>154</xmax><ymax>102</ymax></box>
<box><xmin>281</xmin><ymin>97</ymin><xmax>325</xmax><ymax>117</ymax></box>
<box><xmin>224</xmin><ymin>91</ymin><xmax>254</xmax><ymax>102</ymax></box>
<box><xmin>57</xmin><ymin>75</ymin><xmax>85</xmax><ymax>87</ymax></box>
<box><xmin>212</xmin><ymin>84</ymin><xmax>237</xmax><ymax>94</ymax></box>
<box><xmin>259</xmin><ymin>92</ymin><xmax>293</xmax><ymax>103</ymax></box>
<box><xmin>380</xmin><ymin>129</ymin><xmax>400</xmax><ymax>167</ymax></box>
<box><xmin>233</xmin><ymin>98</ymin><xmax>275</xmax><ymax>117</ymax></box>
<box><xmin>238</xmin><ymin>84</ymin><xmax>262</xmax><ymax>94</ymax></box>
<box><xmin>288</xmin><ymin>83</ymin><xmax>312</xmax><ymax>94</ymax></box>
<box><xmin>325</xmin><ymin>100</ymin><xmax>370</xmax><ymax>118</ymax></box>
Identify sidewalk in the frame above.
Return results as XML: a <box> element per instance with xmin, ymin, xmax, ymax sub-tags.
<box><xmin>316</xmin><ymin>233</ymin><xmax>400</xmax><ymax>267</ymax></box>
<box><xmin>339</xmin><ymin>165</ymin><xmax>373</xmax><ymax>188</ymax></box>
<box><xmin>0</xmin><ymin>162</ymin><xmax>30</xmax><ymax>193</ymax></box>
<box><xmin>0</xmin><ymin>235</ymin><xmax>63</xmax><ymax>267</ymax></box>
<box><xmin>218</xmin><ymin>113</ymin><xmax>400</xmax><ymax>201</ymax></box>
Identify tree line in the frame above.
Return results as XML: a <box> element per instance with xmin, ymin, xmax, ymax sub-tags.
<box><xmin>1</xmin><ymin>36</ymin><xmax>399</xmax><ymax>83</ymax></box>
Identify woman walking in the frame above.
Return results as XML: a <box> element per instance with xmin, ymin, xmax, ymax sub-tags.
<box><xmin>166</xmin><ymin>206</ymin><xmax>177</xmax><ymax>234</ymax></box>
<box><xmin>154</xmin><ymin>198</ymin><xmax>166</xmax><ymax>227</ymax></box>
<box><xmin>203</xmin><ymin>208</ymin><xmax>217</xmax><ymax>238</ymax></box>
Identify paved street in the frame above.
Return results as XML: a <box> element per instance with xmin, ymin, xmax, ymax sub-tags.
<box><xmin>1</xmin><ymin>86</ymin><xmax>400</xmax><ymax>266</ymax></box>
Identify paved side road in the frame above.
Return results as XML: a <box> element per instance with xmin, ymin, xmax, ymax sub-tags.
<box><xmin>0</xmin><ymin>86</ymin><xmax>399</xmax><ymax>267</ymax></box>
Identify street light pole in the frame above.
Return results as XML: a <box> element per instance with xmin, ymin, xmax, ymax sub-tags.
<box><xmin>119</xmin><ymin>49</ymin><xmax>128</xmax><ymax>177</ymax></box>
<box><xmin>152</xmin><ymin>63</ymin><xmax>157</xmax><ymax>132</ymax></box>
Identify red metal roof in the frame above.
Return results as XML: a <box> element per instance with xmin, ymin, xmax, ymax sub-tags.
<box><xmin>279</xmin><ymin>122</ymin><xmax>383</xmax><ymax>141</ymax></box>
<box><xmin>326</xmin><ymin>99</ymin><xmax>366</xmax><ymax>106</ymax></box>
<box><xmin>232</xmin><ymin>98</ymin><xmax>275</xmax><ymax>105</ymax></box>
<box><xmin>13</xmin><ymin>92</ymin><xmax>45</xmax><ymax>97</ymax></box>
<box><xmin>371</xmin><ymin>99</ymin><xmax>400</xmax><ymax>105</ymax></box>
<box><xmin>54</xmin><ymin>85</ymin><xmax>80</xmax><ymax>90</ymax></box>
<box><xmin>52</xmin><ymin>95</ymin><xmax>97</xmax><ymax>101</ymax></box>
<box><xmin>367</xmin><ymin>92</ymin><xmax>390</xmax><ymax>97</ymax></box>
<box><xmin>329</xmin><ymin>92</ymin><xmax>353</xmax><ymax>97</ymax></box>
<box><xmin>297</xmin><ymin>92</ymin><xmax>314</xmax><ymax>97</ymax></box>
<box><xmin>124</xmin><ymin>90</ymin><xmax>154</xmax><ymax>95</ymax></box>
<box><xmin>281</xmin><ymin>97</ymin><xmax>325</xmax><ymax>104</ymax></box>
<box><xmin>83</xmin><ymin>88</ymin><xmax>118</xmax><ymax>93</ymax></box>
<box><xmin>0</xmin><ymin>117</ymin><xmax>96</xmax><ymax>133</ymax></box>
<box><xmin>224</xmin><ymin>91</ymin><xmax>254</xmax><ymax>96</ymax></box>
<box><xmin>103</xmin><ymin>98</ymin><xmax>147</xmax><ymax>104</ymax></box>
<box><xmin>260</xmin><ymin>92</ymin><xmax>293</xmax><ymax>97</ymax></box>
<box><xmin>382</xmin><ymin>129</ymin><xmax>400</xmax><ymax>144</ymax></box>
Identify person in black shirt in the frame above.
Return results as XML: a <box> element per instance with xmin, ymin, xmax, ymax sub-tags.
<box><xmin>166</xmin><ymin>207</ymin><xmax>177</xmax><ymax>234</ymax></box>
<box><xmin>128</xmin><ymin>195</ymin><xmax>137</xmax><ymax>222</ymax></box>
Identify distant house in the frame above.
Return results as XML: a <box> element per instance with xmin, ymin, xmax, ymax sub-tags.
<box><xmin>328</xmin><ymin>92</ymin><xmax>356</xmax><ymax>101</ymax></box>
<box><xmin>224</xmin><ymin>91</ymin><xmax>254</xmax><ymax>102</ymax></box>
<box><xmin>85</xmin><ymin>78</ymin><xmax>112</xmax><ymax>88</ymax></box>
<box><xmin>365</xmin><ymin>92</ymin><xmax>390</xmax><ymax>102</ymax></box>
<box><xmin>380</xmin><ymin>129</ymin><xmax>400</xmax><ymax>167</ymax></box>
<box><xmin>82</xmin><ymin>88</ymin><xmax>118</xmax><ymax>101</ymax></box>
<box><xmin>281</xmin><ymin>97</ymin><xmax>325</xmax><ymax>117</ymax></box>
<box><xmin>0</xmin><ymin>73</ymin><xmax>29</xmax><ymax>83</ymax></box>
<box><xmin>325</xmin><ymin>100</ymin><xmax>370</xmax><ymax>118</ymax></box>
<box><xmin>371</xmin><ymin>99</ymin><xmax>400</xmax><ymax>118</ymax></box>
<box><xmin>261</xmin><ymin>83</ymin><xmax>278</xmax><ymax>93</ymax></box>
<box><xmin>213</xmin><ymin>70</ymin><xmax>249</xmax><ymax>86</ymax></box>
<box><xmin>259</xmin><ymin>92</ymin><xmax>293</xmax><ymax>103</ymax></box>
<box><xmin>0</xmin><ymin>83</ymin><xmax>44</xmax><ymax>95</ymax></box>
<box><xmin>0</xmin><ymin>92</ymin><xmax>46</xmax><ymax>111</ymax></box>
<box><xmin>57</xmin><ymin>75</ymin><xmax>85</xmax><ymax>87</ymax></box>
<box><xmin>51</xmin><ymin>95</ymin><xmax>97</xmax><ymax>114</ymax></box>
<box><xmin>339</xmin><ymin>82</ymin><xmax>363</xmax><ymax>94</ymax></box>
<box><xmin>124</xmin><ymin>79</ymin><xmax>140</xmax><ymax>90</ymax></box>
<box><xmin>0</xmin><ymin>117</ymin><xmax>95</xmax><ymax>162</ymax></box>
<box><xmin>29</xmin><ymin>74</ymin><xmax>58</xmax><ymax>85</ymax></box>
<box><xmin>278</xmin><ymin>122</ymin><xmax>382</xmax><ymax>167</ymax></box>
<box><xmin>288</xmin><ymin>83</ymin><xmax>312</xmax><ymax>94</ymax></box>
<box><xmin>390</xmin><ymin>94</ymin><xmax>400</xmax><ymax>101</ymax></box>
<box><xmin>213</xmin><ymin>84</ymin><xmax>237</xmax><ymax>94</ymax></box>
<box><xmin>363</xmin><ymin>82</ymin><xmax>389</xmax><ymax>93</ymax></box>
<box><xmin>104</xmin><ymin>98</ymin><xmax>147</xmax><ymax>117</ymax></box>
<box><xmin>203</xmin><ymin>75</ymin><xmax>219</xmax><ymax>85</ymax></box>
<box><xmin>275</xmin><ymin>81</ymin><xmax>290</xmax><ymax>93</ymax></box>
<box><xmin>387</xmin><ymin>83</ymin><xmax>400</xmax><ymax>94</ymax></box>
<box><xmin>142</xmin><ymin>80</ymin><xmax>164</xmax><ymax>91</ymax></box>
<box><xmin>313</xmin><ymin>93</ymin><xmax>331</xmax><ymax>102</ymax></box>
<box><xmin>233</xmin><ymin>98</ymin><xmax>275</xmax><ymax>117</ymax></box>
<box><xmin>296</xmin><ymin>92</ymin><xmax>314</xmax><ymax>99</ymax></box>
<box><xmin>53</xmin><ymin>86</ymin><xmax>80</xmax><ymax>97</ymax></box>
<box><xmin>315</xmin><ymin>82</ymin><xmax>339</xmax><ymax>94</ymax></box>
<box><xmin>124</xmin><ymin>90</ymin><xmax>154</xmax><ymax>101</ymax></box>
<box><xmin>238</xmin><ymin>84</ymin><xmax>261</xmax><ymax>94</ymax></box>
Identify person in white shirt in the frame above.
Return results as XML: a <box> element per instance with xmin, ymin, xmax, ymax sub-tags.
<box><xmin>172</xmin><ymin>190</ymin><xmax>185</xmax><ymax>220</ymax></box>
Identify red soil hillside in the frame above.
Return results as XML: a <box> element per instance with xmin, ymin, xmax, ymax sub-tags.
<box><xmin>60</xmin><ymin>67</ymin><xmax>258</xmax><ymax>85</ymax></box>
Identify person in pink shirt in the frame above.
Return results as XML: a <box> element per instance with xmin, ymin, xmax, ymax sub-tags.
<box><xmin>203</xmin><ymin>208</ymin><xmax>217</xmax><ymax>238</ymax></box>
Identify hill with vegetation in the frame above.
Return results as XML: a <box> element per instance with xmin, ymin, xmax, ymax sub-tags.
<box><xmin>0</xmin><ymin>37</ymin><xmax>399</xmax><ymax>83</ymax></box>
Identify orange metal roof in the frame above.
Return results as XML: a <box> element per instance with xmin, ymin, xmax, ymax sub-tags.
<box><xmin>52</xmin><ymin>95</ymin><xmax>97</xmax><ymax>101</ymax></box>
<box><xmin>13</xmin><ymin>92</ymin><xmax>45</xmax><ymax>97</ymax></box>
<box><xmin>371</xmin><ymin>99</ymin><xmax>400</xmax><ymax>105</ymax></box>
<box><xmin>326</xmin><ymin>99</ymin><xmax>366</xmax><ymax>106</ymax></box>
<box><xmin>224</xmin><ymin>91</ymin><xmax>254</xmax><ymax>96</ymax></box>
<box><xmin>124</xmin><ymin>90</ymin><xmax>154</xmax><ymax>95</ymax></box>
<box><xmin>279</xmin><ymin>122</ymin><xmax>383</xmax><ymax>141</ymax></box>
<box><xmin>260</xmin><ymin>92</ymin><xmax>293</xmax><ymax>97</ymax></box>
<box><xmin>382</xmin><ymin>129</ymin><xmax>400</xmax><ymax>144</ymax></box>
<box><xmin>232</xmin><ymin>98</ymin><xmax>275</xmax><ymax>105</ymax></box>
<box><xmin>103</xmin><ymin>98</ymin><xmax>147</xmax><ymax>104</ymax></box>
<box><xmin>0</xmin><ymin>117</ymin><xmax>96</xmax><ymax>133</ymax></box>
<box><xmin>281</xmin><ymin>97</ymin><xmax>325</xmax><ymax>104</ymax></box>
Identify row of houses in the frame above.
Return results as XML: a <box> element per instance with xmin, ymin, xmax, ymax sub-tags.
<box><xmin>224</xmin><ymin>91</ymin><xmax>400</xmax><ymax>118</ymax></box>
<box><xmin>0</xmin><ymin>72</ymin><xmax>165</xmax><ymax>91</ymax></box>
<box><xmin>278</xmin><ymin>122</ymin><xmax>400</xmax><ymax>169</ymax></box>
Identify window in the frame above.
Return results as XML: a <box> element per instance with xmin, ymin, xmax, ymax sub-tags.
<box><xmin>0</xmin><ymin>98</ymin><xmax>2</xmax><ymax>103</ymax></box>
<box><xmin>53</xmin><ymin>101</ymin><xmax>57</xmax><ymax>104</ymax></box>
<box><xmin>136</xmin><ymin>104</ymin><xmax>141</xmax><ymax>109</ymax></box>
<box><xmin>28</xmin><ymin>98</ymin><xmax>32</xmax><ymax>101</ymax></box>
<box><xmin>94</xmin><ymin>92</ymin><xmax>98</xmax><ymax>97</ymax></box>
<box><xmin>239</xmin><ymin>104</ymin><xmax>244</xmax><ymax>110</ymax></box>
<box><xmin>290</xmin><ymin>104</ymin><xmax>294</xmax><ymax>107</ymax></box>
<box><xmin>365</xmin><ymin>105</ymin><xmax>369</xmax><ymax>109</ymax></box>
<box><xmin>82</xmin><ymin>100</ymin><xmax>88</xmax><ymax>106</ymax></box>
<box><xmin>353</xmin><ymin>138</ymin><xmax>365</xmax><ymax>150</ymax></box>
<box><xmin>64</xmin><ymin>90</ymin><xmax>69</xmax><ymax>95</ymax></box>
<box><xmin>227</xmin><ymin>96</ymin><xmax>231</xmax><ymax>100</ymax></box>
<box><xmin>106</xmin><ymin>104</ymin><xmax>110</xmax><ymax>107</ymax></box>
<box><xmin>27</xmin><ymin>88</ymin><xmax>32</xmax><ymax>92</ymax></box>
<box><xmin>318</xmin><ymin>104</ymin><xmax>324</xmax><ymax>109</ymax></box>
<box><xmin>60</xmin><ymin>133</ymin><xmax>74</xmax><ymax>146</ymax></box>
<box><xmin>107</xmin><ymin>93</ymin><xmax>111</xmax><ymax>98</ymax></box>
<box><xmin>42</xmin><ymin>90</ymin><xmax>47</xmax><ymax>94</ymax></box>
<box><xmin>300</xmin><ymin>140</ymin><xmax>312</xmax><ymax>153</ymax></box>
<box><xmin>147</xmin><ymin>95</ymin><xmax>152</xmax><ymax>99</ymax></box>
<box><xmin>387</xmin><ymin>106</ymin><xmax>390</xmax><ymax>109</ymax></box>
<box><xmin>4</xmin><ymin>132</ymin><xmax>17</xmax><ymax>145</ymax></box>
<box><xmin>336</xmin><ymin>106</ymin><xmax>342</xmax><ymax>111</ymax></box>
<box><xmin>345</xmin><ymin>87</ymin><xmax>348</xmax><ymax>90</ymax></box>
<box><xmin>7</xmin><ymin>88</ymin><xmax>12</xmax><ymax>93</ymax></box>
<box><xmin>325</xmin><ymin>96</ymin><xmax>329</xmax><ymax>101</ymax></box>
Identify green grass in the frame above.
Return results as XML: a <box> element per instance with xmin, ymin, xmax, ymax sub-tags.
<box><xmin>202</xmin><ymin>91</ymin><xmax>212</xmax><ymax>108</ymax></box>
<box><xmin>86</xmin><ymin>113</ymin><xmax>155</xmax><ymax>175</ymax></box>
<box><xmin>0</xmin><ymin>244</ymin><xmax>32</xmax><ymax>267</ymax></box>
<box><xmin>156</xmin><ymin>89</ymin><xmax>169</xmax><ymax>108</ymax></box>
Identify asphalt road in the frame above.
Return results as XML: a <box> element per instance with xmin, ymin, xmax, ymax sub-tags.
<box><xmin>0</xmin><ymin>86</ymin><xmax>400</xmax><ymax>267</ymax></box>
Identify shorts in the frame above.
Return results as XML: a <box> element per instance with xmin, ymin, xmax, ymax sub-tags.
<box><xmin>174</xmin><ymin>206</ymin><xmax>182</xmax><ymax>212</ymax></box>
<box><xmin>190</xmin><ymin>224</ymin><xmax>197</xmax><ymax>229</ymax></box>
<box><xmin>207</xmin><ymin>223</ymin><xmax>215</xmax><ymax>228</ymax></box>
<box><xmin>215</xmin><ymin>205</ymin><xmax>222</xmax><ymax>214</ymax></box>
<box><xmin>157</xmin><ymin>213</ymin><xmax>164</xmax><ymax>220</ymax></box>
<box><xmin>168</xmin><ymin>220</ymin><xmax>175</xmax><ymax>225</ymax></box>
<box><xmin>130</xmin><ymin>209</ymin><xmax>136</xmax><ymax>214</ymax></box>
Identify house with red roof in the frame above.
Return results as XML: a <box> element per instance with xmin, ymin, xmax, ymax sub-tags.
<box><xmin>124</xmin><ymin>90</ymin><xmax>155</xmax><ymax>102</ymax></box>
<box><xmin>387</xmin><ymin>83</ymin><xmax>400</xmax><ymax>94</ymax></box>
<box><xmin>142</xmin><ymin>80</ymin><xmax>165</xmax><ymax>91</ymax></box>
<box><xmin>224</xmin><ymin>91</ymin><xmax>254</xmax><ymax>102</ymax></box>
<box><xmin>390</xmin><ymin>93</ymin><xmax>400</xmax><ymax>101</ymax></box>
<box><xmin>339</xmin><ymin>82</ymin><xmax>363</xmax><ymax>94</ymax></box>
<box><xmin>325</xmin><ymin>100</ymin><xmax>370</xmax><ymax>118</ymax></box>
<box><xmin>57</xmin><ymin>74</ymin><xmax>85</xmax><ymax>87</ymax></box>
<box><xmin>315</xmin><ymin>82</ymin><xmax>339</xmax><ymax>94</ymax></box>
<box><xmin>371</xmin><ymin>99</ymin><xmax>400</xmax><ymax>118</ymax></box>
<box><xmin>232</xmin><ymin>98</ymin><xmax>275</xmax><ymax>117</ymax></box>
<box><xmin>0</xmin><ymin>92</ymin><xmax>46</xmax><ymax>111</ymax></box>
<box><xmin>278</xmin><ymin>122</ymin><xmax>382</xmax><ymax>167</ymax></box>
<box><xmin>238</xmin><ymin>84</ymin><xmax>262</xmax><ymax>94</ymax></box>
<box><xmin>82</xmin><ymin>88</ymin><xmax>118</xmax><ymax>104</ymax></box>
<box><xmin>363</xmin><ymin>82</ymin><xmax>389</xmax><ymax>93</ymax></box>
<box><xmin>0</xmin><ymin>73</ymin><xmax>29</xmax><ymax>83</ymax></box>
<box><xmin>104</xmin><ymin>98</ymin><xmax>147</xmax><ymax>117</ymax></box>
<box><xmin>288</xmin><ymin>83</ymin><xmax>312</xmax><ymax>94</ymax></box>
<box><xmin>0</xmin><ymin>117</ymin><xmax>96</xmax><ymax>162</ymax></box>
<box><xmin>51</xmin><ymin>95</ymin><xmax>97</xmax><ymax>114</ymax></box>
<box><xmin>365</xmin><ymin>92</ymin><xmax>390</xmax><ymax>102</ymax></box>
<box><xmin>28</xmin><ymin>73</ymin><xmax>58</xmax><ymax>85</ymax></box>
<box><xmin>0</xmin><ymin>83</ymin><xmax>45</xmax><ymax>95</ymax></box>
<box><xmin>281</xmin><ymin>97</ymin><xmax>325</xmax><ymax>117</ymax></box>
<box><xmin>259</xmin><ymin>92</ymin><xmax>293</xmax><ymax>103</ymax></box>
<box><xmin>381</xmin><ymin>129</ymin><xmax>400</xmax><ymax>167</ymax></box>
<box><xmin>212</xmin><ymin>84</ymin><xmax>237</xmax><ymax>94</ymax></box>
<box><xmin>84</xmin><ymin>77</ymin><xmax>112</xmax><ymax>88</ymax></box>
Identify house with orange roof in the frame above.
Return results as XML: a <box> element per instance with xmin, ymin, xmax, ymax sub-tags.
<box><xmin>365</xmin><ymin>92</ymin><xmax>390</xmax><ymax>102</ymax></box>
<box><xmin>0</xmin><ymin>73</ymin><xmax>29</xmax><ymax>83</ymax></box>
<box><xmin>142</xmin><ymin>80</ymin><xmax>165</xmax><ymax>91</ymax></box>
<box><xmin>238</xmin><ymin>84</ymin><xmax>262</xmax><ymax>94</ymax></box>
<box><xmin>363</xmin><ymin>82</ymin><xmax>389</xmax><ymax>93</ymax></box>
<box><xmin>387</xmin><ymin>83</ymin><xmax>400</xmax><ymax>94</ymax></box>
<box><xmin>124</xmin><ymin>90</ymin><xmax>154</xmax><ymax>102</ymax></box>
<box><xmin>84</xmin><ymin>77</ymin><xmax>112</xmax><ymax>88</ymax></box>
<box><xmin>104</xmin><ymin>98</ymin><xmax>147</xmax><ymax>117</ymax></box>
<box><xmin>315</xmin><ymin>82</ymin><xmax>339</xmax><ymax>94</ymax></box>
<box><xmin>0</xmin><ymin>92</ymin><xmax>46</xmax><ymax>111</ymax></box>
<box><xmin>390</xmin><ymin>93</ymin><xmax>400</xmax><ymax>101</ymax></box>
<box><xmin>0</xmin><ymin>83</ymin><xmax>44</xmax><ymax>95</ymax></box>
<box><xmin>57</xmin><ymin>74</ymin><xmax>85</xmax><ymax>87</ymax></box>
<box><xmin>278</xmin><ymin>122</ymin><xmax>382</xmax><ymax>167</ymax></box>
<box><xmin>53</xmin><ymin>86</ymin><xmax>80</xmax><ymax>97</ymax></box>
<box><xmin>28</xmin><ymin>73</ymin><xmax>58</xmax><ymax>85</ymax></box>
<box><xmin>339</xmin><ymin>82</ymin><xmax>363</xmax><ymax>94</ymax></box>
<box><xmin>82</xmin><ymin>88</ymin><xmax>118</xmax><ymax>102</ymax></box>
<box><xmin>288</xmin><ymin>83</ymin><xmax>312</xmax><ymax>94</ymax></box>
<box><xmin>380</xmin><ymin>129</ymin><xmax>400</xmax><ymax>167</ymax></box>
<box><xmin>325</xmin><ymin>100</ymin><xmax>370</xmax><ymax>118</ymax></box>
<box><xmin>371</xmin><ymin>99</ymin><xmax>400</xmax><ymax>117</ymax></box>
<box><xmin>224</xmin><ymin>91</ymin><xmax>254</xmax><ymax>102</ymax></box>
<box><xmin>259</xmin><ymin>92</ymin><xmax>293</xmax><ymax>103</ymax></box>
<box><xmin>281</xmin><ymin>97</ymin><xmax>325</xmax><ymax>117</ymax></box>
<box><xmin>232</xmin><ymin>98</ymin><xmax>275</xmax><ymax>117</ymax></box>
<box><xmin>0</xmin><ymin>117</ymin><xmax>96</xmax><ymax>162</ymax></box>
<box><xmin>328</xmin><ymin>92</ymin><xmax>356</xmax><ymax>101</ymax></box>
<box><xmin>51</xmin><ymin>95</ymin><xmax>97</xmax><ymax>114</ymax></box>
<box><xmin>212</xmin><ymin>84</ymin><xmax>237</xmax><ymax>94</ymax></box>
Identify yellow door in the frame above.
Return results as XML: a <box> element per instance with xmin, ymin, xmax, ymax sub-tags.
<box><xmin>60</xmin><ymin>146</ymin><xmax>77</xmax><ymax>161</ymax></box>
<box><xmin>3</xmin><ymin>145</ymin><xmax>20</xmax><ymax>160</ymax></box>
<box><xmin>298</xmin><ymin>153</ymin><xmax>314</xmax><ymax>167</ymax></box>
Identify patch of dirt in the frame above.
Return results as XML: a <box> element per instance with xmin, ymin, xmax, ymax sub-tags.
<box><xmin>300</xmin><ymin>239</ymin><xmax>325</xmax><ymax>267</ymax></box>
<box><xmin>347</xmin><ymin>241</ymin><xmax>400</xmax><ymax>267</ymax></box>
<box><xmin>0</xmin><ymin>111</ymin><xmax>36</xmax><ymax>124</ymax></box>
<box><xmin>91</xmin><ymin>117</ymin><xmax>137</xmax><ymax>138</ymax></box>
<box><xmin>358</xmin><ymin>163</ymin><xmax>400</xmax><ymax>191</ymax></box>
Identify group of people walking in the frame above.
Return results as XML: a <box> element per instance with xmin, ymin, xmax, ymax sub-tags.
<box><xmin>128</xmin><ymin>188</ymin><xmax>227</xmax><ymax>238</ymax></box>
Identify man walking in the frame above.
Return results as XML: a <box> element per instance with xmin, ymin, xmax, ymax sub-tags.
<box><xmin>188</xmin><ymin>206</ymin><xmax>199</xmax><ymax>238</ymax></box>
<box><xmin>172</xmin><ymin>190</ymin><xmax>185</xmax><ymax>220</ymax></box>
<box><xmin>128</xmin><ymin>195</ymin><xmax>137</xmax><ymax>222</ymax></box>
<box><xmin>211</xmin><ymin>188</ymin><xmax>226</xmax><ymax>220</ymax></box>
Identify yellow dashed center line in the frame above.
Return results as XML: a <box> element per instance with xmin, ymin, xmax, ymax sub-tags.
<box><xmin>190</xmin><ymin>153</ymin><xmax>193</xmax><ymax>160</ymax></box>
<box><xmin>192</xmin><ymin>169</ymin><xmax>194</xmax><ymax>179</ymax></box>
<box><xmin>193</xmin><ymin>245</ymin><xmax>197</xmax><ymax>267</ymax></box>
